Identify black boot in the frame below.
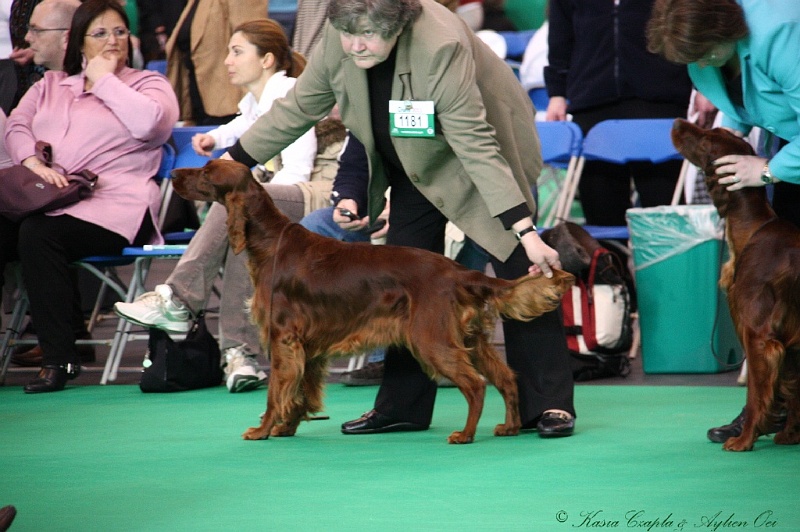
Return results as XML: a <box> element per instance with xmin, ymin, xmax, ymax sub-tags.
<box><xmin>23</xmin><ymin>363</ymin><xmax>81</xmax><ymax>394</ymax></box>
<box><xmin>707</xmin><ymin>407</ymin><xmax>787</xmax><ymax>443</ymax></box>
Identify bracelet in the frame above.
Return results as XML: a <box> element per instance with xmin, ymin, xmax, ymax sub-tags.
<box><xmin>24</xmin><ymin>160</ymin><xmax>43</xmax><ymax>170</ymax></box>
<box><xmin>514</xmin><ymin>225</ymin><xmax>537</xmax><ymax>241</ymax></box>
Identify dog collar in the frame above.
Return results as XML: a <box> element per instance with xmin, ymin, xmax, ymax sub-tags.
<box><xmin>761</xmin><ymin>161</ymin><xmax>775</xmax><ymax>184</ymax></box>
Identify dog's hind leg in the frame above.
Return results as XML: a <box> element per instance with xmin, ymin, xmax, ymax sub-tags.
<box><xmin>417</xmin><ymin>344</ymin><xmax>486</xmax><ymax>444</ymax></box>
<box><xmin>470</xmin><ymin>336</ymin><xmax>521</xmax><ymax>437</ymax></box>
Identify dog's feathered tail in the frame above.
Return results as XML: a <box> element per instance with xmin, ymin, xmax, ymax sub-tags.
<box><xmin>490</xmin><ymin>269</ymin><xmax>574</xmax><ymax>321</ymax></box>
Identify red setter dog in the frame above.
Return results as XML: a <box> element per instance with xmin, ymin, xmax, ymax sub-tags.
<box><xmin>671</xmin><ymin>118</ymin><xmax>800</xmax><ymax>451</ymax></box>
<box><xmin>172</xmin><ymin>159</ymin><xmax>574</xmax><ymax>444</ymax></box>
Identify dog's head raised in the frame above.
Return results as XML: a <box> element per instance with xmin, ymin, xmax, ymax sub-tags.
<box><xmin>172</xmin><ymin>159</ymin><xmax>259</xmax><ymax>254</ymax></box>
<box><xmin>671</xmin><ymin>118</ymin><xmax>756</xmax><ymax>217</ymax></box>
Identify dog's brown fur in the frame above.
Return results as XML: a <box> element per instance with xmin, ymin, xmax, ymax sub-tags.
<box><xmin>672</xmin><ymin>118</ymin><xmax>800</xmax><ymax>451</ymax></box>
<box><xmin>172</xmin><ymin>159</ymin><xmax>574</xmax><ymax>444</ymax></box>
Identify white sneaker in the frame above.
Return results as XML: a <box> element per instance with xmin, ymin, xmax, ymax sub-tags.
<box><xmin>114</xmin><ymin>284</ymin><xmax>192</xmax><ymax>333</ymax></box>
<box><xmin>223</xmin><ymin>345</ymin><xmax>268</xmax><ymax>393</ymax></box>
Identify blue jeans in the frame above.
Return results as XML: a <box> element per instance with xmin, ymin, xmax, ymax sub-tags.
<box><xmin>299</xmin><ymin>206</ymin><xmax>372</xmax><ymax>243</ymax></box>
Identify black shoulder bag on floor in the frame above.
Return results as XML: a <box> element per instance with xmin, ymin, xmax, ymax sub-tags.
<box><xmin>139</xmin><ymin>312</ymin><xmax>223</xmax><ymax>393</ymax></box>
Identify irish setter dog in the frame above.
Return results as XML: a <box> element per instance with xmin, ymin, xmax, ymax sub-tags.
<box><xmin>172</xmin><ymin>159</ymin><xmax>574</xmax><ymax>444</ymax></box>
<box><xmin>671</xmin><ymin>118</ymin><xmax>800</xmax><ymax>451</ymax></box>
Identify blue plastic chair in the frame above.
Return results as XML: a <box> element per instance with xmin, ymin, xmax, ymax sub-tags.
<box><xmin>0</xmin><ymin>144</ymin><xmax>188</xmax><ymax>384</ymax></box>
<box><xmin>498</xmin><ymin>29</ymin><xmax>536</xmax><ymax>60</ymax></box>
<box><xmin>145</xmin><ymin>59</ymin><xmax>167</xmax><ymax>76</ymax></box>
<box><xmin>562</xmin><ymin>118</ymin><xmax>687</xmax><ymax>240</ymax></box>
<box><xmin>170</xmin><ymin>125</ymin><xmax>216</xmax><ymax>152</ymax></box>
<box><xmin>535</xmin><ymin>121</ymin><xmax>583</xmax><ymax>227</ymax></box>
<box><xmin>529</xmin><ymin>87</ymin><xmax>549</xmax><ymax>113</ymax></box>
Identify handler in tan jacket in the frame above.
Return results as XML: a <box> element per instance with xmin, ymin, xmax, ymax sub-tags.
<box><xmin>226</xmin><ymin>0</ymin><xmax>577</xmax><ymax>439</ymax></box>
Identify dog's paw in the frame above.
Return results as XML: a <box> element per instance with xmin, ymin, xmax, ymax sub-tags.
<box><xmin>242</xmin><ymin>426</ymin><xmax>270</xmax><ymax>440</ymax></box>
<box><xmin>722</xmin><ymin>435</ymin><xmax>755</xmax><ymax>452</ymax></box>
<box><xmin>447</xmin><ymin>430</ymin><xmax>475</xmax><ymax>444</ymax></box>
<box><xmin>493</xmin><ymin>423</ymin><xmax>520</xmax><ymax>437</ymax></box>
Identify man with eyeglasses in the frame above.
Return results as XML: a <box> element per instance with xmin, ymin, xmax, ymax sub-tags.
<box><xmin>23</xmin><ymin>0</ymin><xmax>80</xmax><ymax>71</ymax></box>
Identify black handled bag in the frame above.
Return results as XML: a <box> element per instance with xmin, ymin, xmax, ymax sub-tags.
<box><xmin>541</xmin><ymin>222</ymin><xmax>634</xmax><ymax>381</ymax></box>
<box><xmin>0</xmin><ymin>141</ymin><xmax>98</xmax><ymax>222</ymax></box>
<box><xmin>139</xmin><ymin>312</ymin><xmax>223</xmax><ymax>393</ymax></box>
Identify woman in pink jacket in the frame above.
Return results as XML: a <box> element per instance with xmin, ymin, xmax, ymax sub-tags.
<box><xmin>1</xmin><ymin>0</ymin><xmax>179</xmax><ymax>393</ymax></box>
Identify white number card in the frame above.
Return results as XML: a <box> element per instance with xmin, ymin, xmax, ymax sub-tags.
<box><xmin>389</xmin><ymin>100</ymin><xmax>435</xmax><ymax>137</ymax></box>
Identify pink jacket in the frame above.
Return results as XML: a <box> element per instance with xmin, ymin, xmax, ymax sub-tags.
<box><xmin>5</xmin><ymin>68</ymin><xmax>179</xmax><ymax>244</ymax></box>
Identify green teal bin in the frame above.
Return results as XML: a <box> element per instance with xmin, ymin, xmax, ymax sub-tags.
<box><xmin>626</xmin><ymin>205</ymin><xmax>743</xmax><ymax>373</ymax></box>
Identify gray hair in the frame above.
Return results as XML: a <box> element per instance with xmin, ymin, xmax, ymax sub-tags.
<box><xmin>328</xmin><ymin>0</ymin><xmax>422</xmax><ymax>39</ymax></box>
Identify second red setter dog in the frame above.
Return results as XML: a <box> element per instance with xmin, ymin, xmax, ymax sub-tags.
<box><xmin>172</xmin><ymin>159</ymin><xmax>574</xmax><ymax>444</ymax></box>
<box><xmin>671</xmin><ymin>118</ymin><xmax>800</xmax><ymax>451</ymax></box>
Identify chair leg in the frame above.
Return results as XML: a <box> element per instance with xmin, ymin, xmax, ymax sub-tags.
<box><xmin>0</xmin><ymin>291</ymin><xmax>30</xmax><ymax>385</ymax></box>
<box><xmin>102</xmin><ymin>257</ymin><xmax>153</xmax><ymax>384</ymax></box>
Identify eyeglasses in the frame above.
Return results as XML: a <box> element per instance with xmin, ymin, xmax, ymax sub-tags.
<box><xmin>85</xmin><ymin>27</ymin><xmax>130</xmax><ymax>40</ymax></box>
<box><xmin>27</xmin><ymin>26</ymin><xmax>69</xmax><ymax>36</ymax></box>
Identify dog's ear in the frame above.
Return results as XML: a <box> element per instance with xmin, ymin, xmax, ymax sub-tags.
<box><xmin>225</xmin><ymin>191</ymin><xmax>248</xmax><ymax>254</ymax></box>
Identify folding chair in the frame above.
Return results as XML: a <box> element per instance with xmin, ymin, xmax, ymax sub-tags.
<box><xmin>0</xmin><ymin>144</ymin><xmax>185</xmax><ymax>384</ymax></box>
<box><xmin>529</xmin><ymin>87</ymin><xmax>549</xmax><ymax>113</ymax></box>
<box><xmin>497</xmin><ymin>29</ymin><xmax>536</xmax><ymax>68</ymax></box>
<box><xmin>554</xmin><ymin>118</ymin><xmax>688</xmax><ymax>239</ymax></box>
<box><xmin>170</xmin><ymin>125</ymin><xmax>215</xmax><ymax>153</ymax></box>
<box><xmin>535</xmin><ymin>120</ymin><xmax>583</xmax><ymax>228</ymax></box>
<box><xmin>144</xmin><ymin>59</ymin><xmax>167</xmax><ymax>76</ymax></box>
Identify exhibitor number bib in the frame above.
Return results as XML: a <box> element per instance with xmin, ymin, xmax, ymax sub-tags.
<box><xmin>389</xmin><ymin>100</ymin><xmax>435</xmax><ymax>138</ymax></box>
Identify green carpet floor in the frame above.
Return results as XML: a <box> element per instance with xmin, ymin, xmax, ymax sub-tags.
<box><xmin>1</xmin><ymin>384</ymin><xmax>797</xmax><ymax>531</ymax></box>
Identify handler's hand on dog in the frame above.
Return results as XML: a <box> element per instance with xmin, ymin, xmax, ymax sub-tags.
<box><xmin>714</xmin><ymin>154</ymin><xmax>769</xmax><ymax>190</ymax></box>
<box><xmin>519</xmin><ymin>232</ymin><xmax>561</xmax><ymax>279</ymax></box>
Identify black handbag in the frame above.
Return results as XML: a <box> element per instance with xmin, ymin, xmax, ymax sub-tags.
<box><xmin>0</xmin><ymin>141</ymin><xmax>98</xmax><ymax>222</ymax></box>
<box><xmin>139</xmin><ymin>312</ymin><xmax>223</xmax><ymax>393</ymax></box>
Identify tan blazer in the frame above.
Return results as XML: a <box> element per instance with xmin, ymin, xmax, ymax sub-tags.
<box><xmin>238</xmin><ymin>0</ymin><xmax>541</xmax><ymax>261</ymax></box>
<box><xmin>166</xmin><ymin>0</ymin><xmax>268</xmax><ymax>121</ymax></box>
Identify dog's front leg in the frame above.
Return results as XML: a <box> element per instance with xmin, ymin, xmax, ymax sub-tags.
<box><xmin>773</xmin><ymin>364</ymin><xmax>800</xmax><ymax>445</ymax></box>
<box><xmin>243</xmin><ymin>370</ymin><xmax>280</xmax><ymax>440</ymax></box>
<box><xmin>247</xmin><ymin>340</ymin><xmax>308</xmax><ymax>439</ymax></box>
<box><xmin>724</xmin><ymin>337</ymin><xmax>783</xmax><ymax>451</ymax></box>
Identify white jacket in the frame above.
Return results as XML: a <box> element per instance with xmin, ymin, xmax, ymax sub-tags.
<box><xmin>209</xmin><ymin>71</ymin><xmax>317</xmax><ymax>184</ymax></box>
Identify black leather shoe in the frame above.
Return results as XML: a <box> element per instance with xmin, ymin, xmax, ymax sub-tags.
<box><xmin>707</xmin><ymin>407</ymin><xmax>787</xmax><ymax>443</ymax></box>
<box><xmin>341</xmin><ymin>409</ymin><xmax>428</xmax><ymax>435</ymax></box>
<box><xmin>534</xmin><ymin>411</ymin><xmax>575</xmax><ymax>438</ymax></box>
<box><xmin>23</xmin><ymin>364</ymin><xmax>81</xmax><ymax>394</ymax></box>
<box><xmin>12</xmin><ymin>334</ymin><xmax>96</xmax><ymax>367</ymax></box>
<box><xmin>0</xmin><ymin>505</ymin><xmax>17</xmax><ymax>531</ymax></box>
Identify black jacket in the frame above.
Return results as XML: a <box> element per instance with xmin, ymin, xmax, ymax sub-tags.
<box><xmin>544</xmin><ymin>0</ymin><xmax>692</xmax><ymax>113</ymax></box>
<box><xmin>331</xmin><ymin>133</ymin><xmax>370</xmax><ymax>215</ymax></box>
